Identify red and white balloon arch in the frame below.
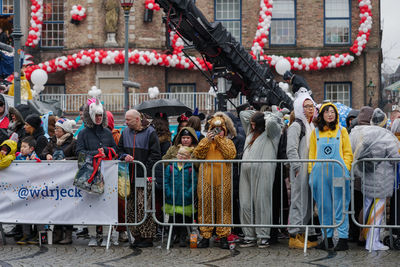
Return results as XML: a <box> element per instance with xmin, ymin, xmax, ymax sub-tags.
<box><xmin>21</xmin><ymin>0</ymin><xmax>372</xmax><ymax>79</ymax></box>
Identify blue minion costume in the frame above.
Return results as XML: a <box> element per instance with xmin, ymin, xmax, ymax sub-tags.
<box><xmin>308</xmin><ymin>102</ymin><xmax>353</xmax><ymax>247</ymax></box>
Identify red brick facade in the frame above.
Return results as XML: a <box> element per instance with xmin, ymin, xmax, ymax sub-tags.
<box><xmin>26</xmin><ymin>0</ymin><xmax>381</xmax><ymax>109</ymax></box>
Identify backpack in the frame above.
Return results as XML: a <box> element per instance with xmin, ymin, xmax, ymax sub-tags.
<box><xmin>277</xmin><ymin>118</ymin><xmax>306</xmax><ymax>160</ymax></box>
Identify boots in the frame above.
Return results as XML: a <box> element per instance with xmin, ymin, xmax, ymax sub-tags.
<box><xmin>316</xmin><ymin>237</ymin><xmax>334</xmax><ymax>250</ymax></box>
<box><xmin>59</xmin><ymin>229</ymin><xmax>73</xmax><ymax>245</ymax></box>
<box><xmin>53</xmin><ymin>227</ymin><xmax>63</xmax><ymax>244</ymax></box>
<box><xmin>334</xmin><ymin>238</ymin><xmax>349</xmax><ymax>251</ymax></box>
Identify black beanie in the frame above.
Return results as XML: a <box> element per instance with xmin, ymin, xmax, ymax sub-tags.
<box><xmin>25</xmin><ymin>114</ymin><xmax>42</xmax><ymax>129</ymax></box>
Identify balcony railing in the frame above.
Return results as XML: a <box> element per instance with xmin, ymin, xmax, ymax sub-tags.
<box><xmin>39</xmin><ymin>92</ymin><xmax>247</xmax><ymax>113</ymax></box>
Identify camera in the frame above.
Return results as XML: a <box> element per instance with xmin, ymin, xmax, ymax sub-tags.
<box><xmin>212</xmin><ymin>127</ymin><xmax>222</xmax><ymax>135</ymax></box>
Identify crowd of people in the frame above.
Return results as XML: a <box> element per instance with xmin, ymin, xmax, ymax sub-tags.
<box><xmin>2</xmin><ymin>89</ymin><xmax>400</xmax><ymax>252</ymax></box>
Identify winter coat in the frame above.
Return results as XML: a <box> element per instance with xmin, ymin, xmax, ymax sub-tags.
<box><xmin>41</xmin><ymin>133</ymin><xmax>77</xmax><ymax>160</ymax></box>
<box><xmin>28</xmin><ymin>126</ymin><xmax>48</xmax><ymax>160</ymax></box>
<box><xmin>0</xmin><ymin>139</ymin><xmax>17</xmax><ymax>169</ymax></box>
<box><xmin>350</xmin><ymin>125</ymin><xmax>400</xmax><ymax>198</ymax></box>
<box><xmin>164</xmin><ymin>162</ymin><xmax>197</xmax><ymax>208</ymax></box>
<box><xmin>308</xmin><ymin>103</ymin><xmax>353</xmax><ymax>173</ymax></box>
<box><xmin>0</xmin><ymin>94</ymin><xmax>9</xmax><ymax>129</ymax></box>
<box><xmin>163</xmin><ymin>127</ymin><xmax>198</xmax><ymax>160</ymax></box>
<box><xmin>117</xmin><ymin>123</ymin><xmax>161</xmax><ymax>178</ymax></box>
<box><xmin>7</xmin><ymin>106</ymin><xmax>25</xmax><ymax>150</ymax></box>
<box><xmin>159</xmin><ymin>133</ymin><xmax>171</xmax><ymax>158</ymax></box>
<box><xmin>76</xmin><ymin>104</ymin><xmax>117</xmax><ymax>157</ymax></box>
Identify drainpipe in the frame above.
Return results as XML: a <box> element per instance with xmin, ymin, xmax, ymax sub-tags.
<box><xmin>363</xmin><ymin>51</ymin><xmax>367</xmax><ymax>106</ymax></box>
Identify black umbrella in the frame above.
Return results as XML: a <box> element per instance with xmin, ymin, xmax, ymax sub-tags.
<box><xmin>133</xmin><ymin>98</ymin><xmax>192</xmax><ymax>117</ymax></box>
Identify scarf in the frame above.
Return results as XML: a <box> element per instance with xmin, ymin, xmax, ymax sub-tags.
<box><xmin>56</xmin><ymin>133</ymin><xmax>71</xmax><ymax>146</ymax></box>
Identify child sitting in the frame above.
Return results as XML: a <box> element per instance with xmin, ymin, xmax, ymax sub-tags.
<box><xmin>163</xmin><ymin>145</ymin><xmax>197</xmax><ymax>247</ymax></box>
<box><xmin>15</xmin><ymin>136</ymin><xmax>40</xmax><ymax>161</ymax></box>
<box><xmin>0</xmin><ymin>139</ymin><xmax>17</xmax><ymax>169</ymax></box>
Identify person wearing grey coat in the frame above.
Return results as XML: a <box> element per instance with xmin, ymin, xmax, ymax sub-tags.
<box><xmin>351</xmin><ymin>108</ymin><xmax>400</xmax><ymax>251</ymax></box>
<box><xmin>286</xmin><ymin>91</ymin><xmax>318</xmax><ymax>249</ymax></box>
<box><xmin>239</xmin><ymin>107</ymin><xmax>285</xmax><ymax>248</ymax></box>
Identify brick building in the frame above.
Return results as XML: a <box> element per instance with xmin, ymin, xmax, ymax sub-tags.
<box><xmin>1</xmin><ymin>0</ymin><xmax>382</xmax><ymax>110</ymax></box>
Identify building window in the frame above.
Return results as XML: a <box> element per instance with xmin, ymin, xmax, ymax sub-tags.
<box><xmin>1</xmin><ymin>0</ymin><xmax>13</xmax><ymax>14</ymax></box>
<box><xmin>325</xmin><ymin>82</ymin><xmax>351</xmax><ymax>107</ymax></box>
<box><xmin>324</xmin><ymin>0</ymin><xmax>350</xmax><ymax>45</ymax></box>
<box><xmin>42</xmin><ymin>84</ymin><xmax>65</xmax><ymax>94</ymax></box>
<box><xmin>215</xmin><ymin>0</ymin><xmax>241</xmax><ymax>42</ymax></box>
<box><xmin>41</xmin><ymin>0</ymin><xmax>64</xmax><ymax>48</ymax></box>
<box><xmin>270</xmin><ymin>0</ymin><xmax>296</xmax><ymax>45</ymax></box>
<box><xmin>168</xmin><ymin>83</ymin><xmax>196</xmax><ymax>93</ymax></box>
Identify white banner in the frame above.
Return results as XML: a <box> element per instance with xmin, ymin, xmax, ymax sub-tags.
<box><xmin>0</xmin><ymin>161</ymin><xmax>118</xmax><ymax>225</ymax></box>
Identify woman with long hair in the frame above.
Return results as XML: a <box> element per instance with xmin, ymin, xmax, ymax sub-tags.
<box><xmin>239</xmin><ymin>109</ymin><xmax>284</xmax><ymax>248</ymax></box>
<box><xmin>308</xmin><ymin>102</ymin><xmax>353</xmax><ymax>251</ymax></box>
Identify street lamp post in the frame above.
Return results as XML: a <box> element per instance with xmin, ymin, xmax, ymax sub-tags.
<box><xmin>12</xmin><ymin>0</ymin><xmax>23</xmax><ymax>106</ymax></box>
<box><xmin>120</xmin><ymin>0</ymin><xmax>135</xmax><ymax>112</ymax></box>
<box><xmin>367</xmin><ymin>79</ymin><xmax>376</xmax><ymax>107</ymax></box>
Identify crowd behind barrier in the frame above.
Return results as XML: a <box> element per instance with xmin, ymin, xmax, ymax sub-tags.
<box><xmin>2</xmin><ymin>88</ymin><xmax>400</xmax><ymax>254</ymax></box>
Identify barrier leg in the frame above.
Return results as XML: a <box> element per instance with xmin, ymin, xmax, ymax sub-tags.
<box><xmin>106</xmin><ymin>224</ymin><xmax>112</xmax><ymax>250</ymax></box>
<box><xmin>323</xmin><ymin>229</ymin><xmax>328</xmax><ymax>249</ymax></box>
<box><xmin>304</xmin><ymin>227</ymin><xmax>309</xmax><ymax>254</ymax></box>
<box><xmin>0</xmin><ymin>223</ymin><xmax>6</xmax><ymax>245</ymax></box>
<box><xmin>167</xmin><ymin>225</ymin><xmax>173</xmax><ymax>250</ymax></box>
<box><xmin>390</xmin><ymin>228</ymin><xmax>394</xmax><ymax>249</ymax></box>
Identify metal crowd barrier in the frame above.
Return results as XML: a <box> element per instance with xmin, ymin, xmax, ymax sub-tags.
<box><xmin>152</xmin><ymin>159</ymin><xmax>349</xmax><ymax>252</ymax></box>
<box><xmin>351</xmin><ymin>158</ymin><xmax>400</xmax><ymax>252</ymax></box>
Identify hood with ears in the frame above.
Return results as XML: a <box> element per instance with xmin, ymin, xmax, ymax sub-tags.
<box><xmin>82</xmin><ymin>103</ymin><xmax>108</xmax><ymax>128</ymax></box>
<box><xmin>209</xmin><ymin>112</ymin><xmax>237</xmax><ymax>138</ymax></box>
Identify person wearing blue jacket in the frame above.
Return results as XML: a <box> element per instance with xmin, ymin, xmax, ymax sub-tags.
<box><xmin>163</xmin><ymin>145</ymin><xmax>197</xmax><ymax>247</ymax></box>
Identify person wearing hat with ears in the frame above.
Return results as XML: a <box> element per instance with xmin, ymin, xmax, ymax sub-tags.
<box><xmin>24</xmin><ymin>114</ymin><xmax>48</xmax><ymax>159</ymax></box>
<box><xmin>192</xmin><ymin>112</ymin><xmax>237</xmax><ymax>249</ymax></box>
<box><xmin>77</xmin><ymin>95</ymin><xmax>117</xmax><ymax>247</ymax></box>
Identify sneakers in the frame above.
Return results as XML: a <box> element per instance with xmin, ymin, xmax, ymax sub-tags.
<box><xmin>366</xmin><ymin>242</ymin><xmax>389</xmax><ymax>251</ymax></box>
<box><xmin>240</xmin><ymin>240</ymin><xmax>257</xmax><ymax>248</ymax></box>
<box><xmin>334</xmin><ymin>238</ymin><xmax>349</xmax><ymax>251</ymax></box>
<box><xmin>289</xmin><ymin>234</ymin><xmax>318</xmax><ymax>249</ymax></box>
<box><xmin>197</xmin><ymin>238</ymin><xmax>210</xmax><ymax>248</ymax></box>
<box><xmin>118</xmin><ymin>231</ymin><xmax>129</xmax><ymax>243</ymax></box>
<box><xmin>258</xmin><ymin>239</ymin><xmax>270</xmax><ymax>248</ymax></box>
<box><xmin>76</xmin><ymin>228</ymin><xmax>89</xmax><ymax>237</ymax></box>
<box><xmin>316</xmin><ymin>238</ymin><xmax>334</xmax><ymax>250</ymax></box>
<box><xmin>88</xmin><ymin>236</ymin><xmax>99</xmax><ymax>247</ymax></box>
<box><xmin>26</xmin><ymin>235</ymin><xmax>39</xmax><ymax>245</ymax></box>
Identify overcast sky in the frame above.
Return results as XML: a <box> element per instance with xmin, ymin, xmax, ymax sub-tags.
<box><xmin>381</xmin><ymin>0</ymin><xmax>400</xmax><ymax>74</ymax></box>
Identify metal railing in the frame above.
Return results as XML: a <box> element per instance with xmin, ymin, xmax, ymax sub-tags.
<box><xmin>152</xmin><ymin>158</ymin><xmax>349</xmax><ymax>252</ymax></box>
<box><xmin>351</xmin><ymin>158</ymin><xmax>400</xmax><ymax>251</ymax></box>
<box><xmin>39</xmin><ymin>93</ymin><xmax>247</xmax><ymax>113</ymax></box>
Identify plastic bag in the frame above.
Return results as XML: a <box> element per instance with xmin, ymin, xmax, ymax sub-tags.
<box><xmin>118</xmin><ymin>162</ymin><xmax>130</xmax><ymax>199</ymax></box>
<box><xmin>73</xmin><ymin>152</ymin><xmax>104</xmax><ymax>194</ymax></box>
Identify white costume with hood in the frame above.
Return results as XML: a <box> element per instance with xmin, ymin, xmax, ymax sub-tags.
<box><xmin>286</xmin><ymin>91</ymin><xmax>316</xmax><ymax>234</ymax></box>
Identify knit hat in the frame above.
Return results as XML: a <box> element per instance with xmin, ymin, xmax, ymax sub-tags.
<box><xmin>25</xmin><ymin>114</ymin><xmax>42</xmax><ymax>129</ymax></box>
<box><xmin>357</xmin><ymin>106</ymin><xmax>374</xmax><ymax>125</ymax></box>
<box><xmin>370</xmin><ymin>108</ymin><xmax>387</xmax><ymax>128</ymax></box>
<box><xmin>55</xmin><ymin>118</ymin><xmax>76</xmax><ymax>133</ymax></box>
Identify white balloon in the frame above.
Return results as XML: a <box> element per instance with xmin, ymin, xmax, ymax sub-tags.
<box><xmin>275</xmin><ymin>58</ymin><xmax>291</xmax><ymax>76</ymax></box>
<box><xmin>31</xmin><ymin>69</ymin><xmax>48</xmax><ymax>85</ymax></box>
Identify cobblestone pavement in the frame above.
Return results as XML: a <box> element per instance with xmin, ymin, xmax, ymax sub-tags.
<box><xmin>1</xmin><ymin>230</ymin><xmax>399</xmax><ymax>267</ymax></box>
